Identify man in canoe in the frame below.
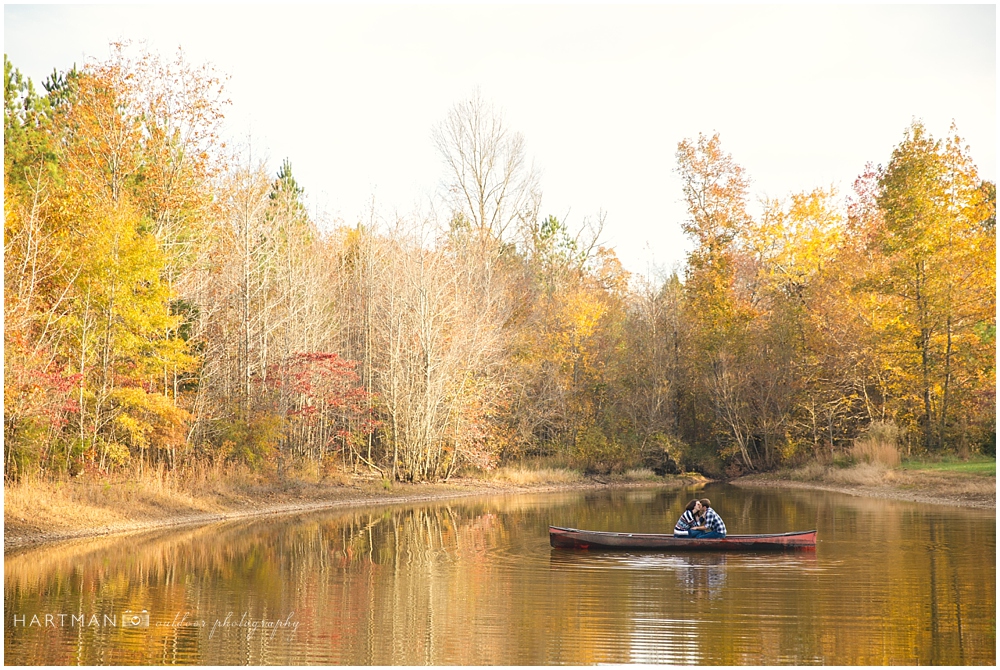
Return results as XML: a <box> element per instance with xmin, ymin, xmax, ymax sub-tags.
<box><xmin>694</xmin><ymin>498</ymin><xmax>727</xmax><ymax>539</ymax></box>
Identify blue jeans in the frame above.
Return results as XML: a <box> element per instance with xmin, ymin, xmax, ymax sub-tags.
<box><xmin>690</xmin><ymin>530</ymin><xmax>724</xmax><ymax>539</ymax></box>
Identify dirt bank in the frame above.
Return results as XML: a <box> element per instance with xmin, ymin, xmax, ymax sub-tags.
<box><xmin>4</xmin><ymin>474</ymin><xmax>708</xmax><ymax>551</ymax></box>
<box><xmin>732</xmin><ymin>468</ymin><xmax>995</xmax><ymax>510</ymax></box>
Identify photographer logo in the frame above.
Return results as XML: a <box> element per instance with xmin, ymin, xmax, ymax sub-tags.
<box><xmin>12</xmin><ymin>610</ymin><xmax>150</xmax><ymax>628</ymax></box>
<box><xmin>122</xmin><ymin>610</ymin><xmax>150</xmax><ymax>628</ymax></box>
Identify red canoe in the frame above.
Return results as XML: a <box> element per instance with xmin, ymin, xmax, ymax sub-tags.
<box><xmin>549</xmin><ymin>526</ymin><xmax>817</xmax><ymax>551</ymax></box>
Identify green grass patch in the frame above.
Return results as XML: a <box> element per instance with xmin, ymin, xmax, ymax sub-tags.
<box><xmin>898</xmin><ymin>456</ymin><xmax>995</xmax><ymax>476</ymax></box>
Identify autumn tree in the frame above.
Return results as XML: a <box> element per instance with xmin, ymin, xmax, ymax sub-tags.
<box><xmin>433</xmin><ymin>89</ymin><xmax>540</xmax><ymax>245</ymax></box>
<box><xmin>505</xmin><ymin>215</ymin><xmax>594</xmax><ymax>453</ymax></box>
<box><xmin>3</xmin><ymin>169</ymin><xmax>81</xmax><ymax>478</ymax></box>
<box><xmin>9</xmin><ymin>45</ymin><xmax>996</xmax><ymax>488</ymax></box>
<box><xmin>181</xmin><ymin>153</ymin><xmax>360</xmax><ymax>472</ymax></box>
<box><xmin>610</xmin><ymin>269</ymin><xmax>691</xmax><ymax>472</ymax></box>
<box><xmin>361</xmin><ymin>221</ymin><xmax>513</xmax><ymax>480</ymax></box>
<box><xmin>865</xmin><ymin>121</ymin><xmax>995</xmax><ymax>452</ymax></box>
<box><xmin>745</xmin><ymin>188</ymin><xmax>854</xmax><ymax>462</ymax></box>
<box><xmin>4</xmin><ymin>58</ymin><xmax>84</xmax><ymax>477</ymax></box>
<box><xmin>675</xmin><ymin>132</ymin><xmax>764</xmax><ymax>470</ymax></box>
<box><xmin>4</xmin><ymin>45</ymin><xmax>227</xmax><ymax>478</ymax></box>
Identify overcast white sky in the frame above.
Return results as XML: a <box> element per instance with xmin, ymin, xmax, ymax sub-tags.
<box><xmin>4</xmin><ymin>3</ymin><xmax>996</xmax><ymax>276</ymax></box>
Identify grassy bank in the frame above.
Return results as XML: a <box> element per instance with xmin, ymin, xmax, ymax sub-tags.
<box><xmin>3</xmin><ymin>464</ymin><xmax>703</xmax><ymax>550</ymax></box>
<box><xmin>733</xmin><ymin>455</ymin><xmax>995</xmax><ymax>509</ymax></box>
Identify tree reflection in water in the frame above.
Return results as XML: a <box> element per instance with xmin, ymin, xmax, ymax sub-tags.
<box><xmin>4</xmin><ymin>486</ymin><xmax>995</xmax><ymax>665</ymax></box>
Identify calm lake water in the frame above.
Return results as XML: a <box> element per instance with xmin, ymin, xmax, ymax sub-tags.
<box><xmin>4</xmin><ymin>484</ymin><xmax>995</xmax><ymax>665</ymax></box>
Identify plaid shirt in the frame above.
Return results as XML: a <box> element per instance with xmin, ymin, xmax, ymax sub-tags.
<box><xmin>702</xmin><ymin>508</ymin><xmax>727</xmax><ymax>536</ymax></box>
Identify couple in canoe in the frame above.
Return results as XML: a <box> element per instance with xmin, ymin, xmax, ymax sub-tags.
<box><xmin>673</xmin><ymin>498</ymin><xmax>727</xmax><ymax>539</ymax></box>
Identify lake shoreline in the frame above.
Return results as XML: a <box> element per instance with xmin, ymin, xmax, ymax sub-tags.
<box><xmin>4</xmin><ymin>474</ymin><xmax>708</xmax><ymax>551</ymax></box>
<box><xmin>731</xmin><ymin>470</ymin><xmax>996</xmax><ymax>510</ymax></box>
<box><xmin>7</xmin><ymin>466</ymin><xmax>993</xmax><ymax>551</ymax></box>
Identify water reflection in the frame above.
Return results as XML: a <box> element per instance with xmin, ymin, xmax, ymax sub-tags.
<box><xmin>550</xmin><ymin>548</ymin><xmax>731</xmax><ymax>599</ymax></box>
<box><xmin>4</xmin><ymin>485</ymin><xmax>995</xmax><ymax>665</ymax></box>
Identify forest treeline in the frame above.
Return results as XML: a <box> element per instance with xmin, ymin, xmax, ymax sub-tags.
<box><xmin>4</xmin><ymin>46</ymin><xmax>995</xmax><ymax>483</ymax></box>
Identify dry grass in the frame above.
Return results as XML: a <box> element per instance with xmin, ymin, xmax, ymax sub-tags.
<box><xmin>825</xmin><ymin>462</ymin><xmax>890</xmax><ymax>486</ymax></box>
<box><xmin>791</xmin><ymin>460</ymin><xmax>894</xmax><ymax>486</ymax></box>
<box><xmin>851</xmin><ymin>439</ymin><xmax>901</xmax><ymax>467</ymax></box>
<box><xmin>621</xmin><ymin>468</ymin><xmax>659</xmax><ymax>481</ymax></box>
<box><xmin>785</xmin><ymin>460</ymin><xmax>892</xmax><ymax>487</ymax></box>
<box><xmin>489</xmin><ymin>466</ymin><xmax>584</xmax><ymax>485</ymax></box>
<box><xmin>740</xmin><ymin>445</ymin><xmax>993</xmax><ymax>508</ymax></box>
<box><xmin>490</xmin><ymin>465</ymin><xmax>663</xmax><ymax>485</ymax></box>
<box><xmin>790</xmin><ymin>462</ymin><xmax>827</xmax><ymax>481</ymax></box>
<box><xmin>1</xmin><ymin>460</ymin><xmax>354</xmax><ymax>538</ymax></box>
<box><xmin>887</xmin><ymin>468</ymin><xmax>997</xmax><ymax>496</ymax></box>
<box><xmin>851</xmin><ymin>422</ymin><xmax>901</xmax><ymax>467</ymax></box>
<box><xmin>4</xmin><ymin>464</ymin><xmax>257</xmax><ymax>534</ymax></box>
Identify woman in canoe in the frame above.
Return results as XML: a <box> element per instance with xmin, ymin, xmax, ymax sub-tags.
<box><xmin>673</xmin><ymin>499</ymin><xmax>704</xmax><ymax>537</ymax></box>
